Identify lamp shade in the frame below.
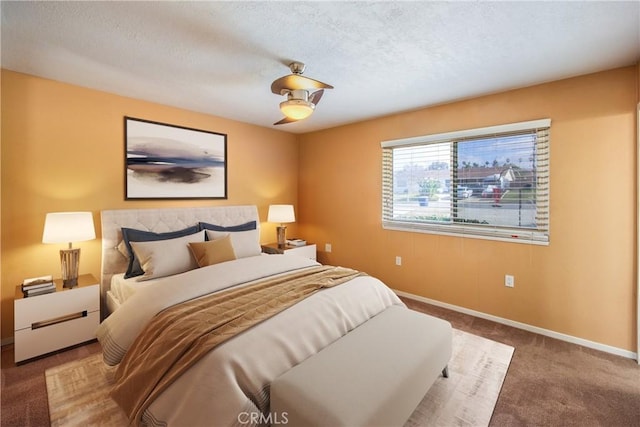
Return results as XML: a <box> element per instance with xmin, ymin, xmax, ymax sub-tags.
<box><xmin>42</xmin><ymin>212</ymin><xmax>96</xmax><ymax>244</ymax></box>
<box><xmin>280</xmin><ymin>99</ymin><xmax>314</xmax><ymax>120</ymax></box>
<box><xmin>267</xmin><ymin>205</ymin><xmax>295</xmax><ymax>224</ymax></box>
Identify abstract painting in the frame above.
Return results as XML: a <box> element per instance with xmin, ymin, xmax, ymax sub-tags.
<box><xmin>125</xmin><ymin>117</ymin><xmax>227</xmax><ymax>199</ymax></box>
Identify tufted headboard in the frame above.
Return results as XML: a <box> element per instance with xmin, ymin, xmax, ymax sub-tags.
<box><xmin>100</xmin><ymin>205</ymin><xmax>260</xmax><ymax>318</ymax></box>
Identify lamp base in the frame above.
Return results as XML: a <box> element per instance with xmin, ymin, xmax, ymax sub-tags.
<box><xmin>62</xmin><ymin>277</ymin><xmax>78</xmax><ymax>288</ymax></box>
<box><xmin>276</xmin><ymin>226</ymin><xmax>287</xmax><ymax>249</ymax></box>
<box><xmin>60</xmin><ymin>248</ymin><xmax>80</xmax><ymax>289</ymax></box>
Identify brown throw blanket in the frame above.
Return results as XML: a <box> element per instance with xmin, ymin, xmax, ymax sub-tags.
<box><xmin>110</xmin><ymin>265</ymin><xmax>363</xmax><ymax>426</ymax></box>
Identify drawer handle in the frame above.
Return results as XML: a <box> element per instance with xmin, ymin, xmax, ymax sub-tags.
<box><xmin>31</xmin><ymin>310</ymin><xmax>88</xmax><ymax>330</ymax></box>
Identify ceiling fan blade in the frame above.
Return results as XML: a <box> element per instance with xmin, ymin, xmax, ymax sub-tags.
<box><xmin>309</xmin><ymin>89</ymin><xmax>324</xmax><ymax>106</ymax></box>
<box><xmin>271</xmin><ymin>74</ymin><xmax>334</xmax><ymax>95</ymax></box>
<box><xmin>273</xmin><ymin>116</ymin><xmax>299</xmax><ymax>125</ymax></box>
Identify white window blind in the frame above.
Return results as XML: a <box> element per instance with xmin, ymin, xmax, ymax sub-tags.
<box><xmin>381</xmin><ymin>119</ymin><xmax>550</xmax><ymax>244</ymax></box>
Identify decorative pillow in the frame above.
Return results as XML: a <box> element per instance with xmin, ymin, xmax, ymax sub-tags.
<box><xmin>188</xmin><ymin>235</ymin><xmax>236</xmax><ymax>268</ymax></box>
<box><xmin>205</xmin><ymin>229</ymin><xmax>261</xmax><ymax>259</ymax></box>
<box><xmin>199</xmin><ymin>220</ymin><xmax>256</xmax><ymax>234</ymax></box>
<box><xmin>121</xmin><ymin>225</ymin><xmax>200</xmax><ymax>278</ymax></box>
<box><xmin>116</xmin><ymin>240</ymin><xmax>129</xmax><ymax>258</ymax></box>
<box><xmin>130</xmin><ymin>230</ymin><xmax>205</xmax><ymax>281</ymax></box>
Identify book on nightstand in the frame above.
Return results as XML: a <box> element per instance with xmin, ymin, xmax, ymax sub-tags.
<box><xmin>21</xmin><ymin>275</ymin><xmax>56</xmax><ymax>297</ymax></box>
<box><xmin>286</xmin><ymin>238</ymin><xmax>307</xmax><ymax>247</ymax></box>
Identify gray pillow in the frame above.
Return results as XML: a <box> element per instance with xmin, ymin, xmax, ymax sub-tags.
<box><xmin>198</xmin><ymin>221</ymin><xmax>256</xmax><ymax>239</ymax></box>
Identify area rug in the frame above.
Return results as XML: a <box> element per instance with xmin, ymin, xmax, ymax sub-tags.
<box><xmin>46</xmin><ymin>329</ymin><xmax>514</xmax><ymax>426</ymax></box>
<box><xmin>405</xmin><ymin>329</ymin><xmax>514</xmax><ymax>426</ymax></box>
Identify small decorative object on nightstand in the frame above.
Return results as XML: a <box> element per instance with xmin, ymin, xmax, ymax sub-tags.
<box><xmin>267</xmin><ymin>204</ymin><xmax>295</xmax><ymax>248</ymax></box>
<box><xmin>286</xmin><ymin>238</ymin><xmax>307</xmax><ymax>247</ymax></box>
<box><xmin>262</xmin><ymin>242</ymin><xmax>317</xmax><ymax>261</ymax></box>
<box><xmin>14</xmin><ymin>274</ymin><xmax>100</xmax><ymax>363</ymax></box>
<box><xmin>21</xmin><ymin>275</ymin><xmax>56</xmax><ymax>297</ymax></box>
<box><xmin>42</xmin><ymin>212</ymin><xmax>96</xmax><ymax>288</ymax></box>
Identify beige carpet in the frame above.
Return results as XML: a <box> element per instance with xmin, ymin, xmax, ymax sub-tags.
<box><xmin>46</xmin><ymin>329</ymin><xmax>513</xmax><ymax>426</ymax></box>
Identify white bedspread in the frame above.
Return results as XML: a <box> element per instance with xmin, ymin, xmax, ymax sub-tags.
<box><xmin>109</xmin><ymin>273</ymin><xmax>155</xmax><ymax>304</ymax></box>
<box><xmin>96</xmin><ymin>255</ymin><xmax>404</xmax><ymax>427</ymax></box>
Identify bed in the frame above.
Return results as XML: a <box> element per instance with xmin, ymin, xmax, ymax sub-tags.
<box><xmin>99</xmin><ymin>205</ymin><xmax>263</xmax><ymax>316</ymax></box>
<box><xmin>96</xmin><ymin>205</ymin><xmax>452</xmax><ymax>427</ymax></box>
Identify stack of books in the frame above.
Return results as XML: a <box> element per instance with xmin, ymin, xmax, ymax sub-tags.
<box><xmin>286</xmin><ymin>238</ymin><xmax>307</xmax><ymax>247</ymax></box>
<box><xmin>22</xmin><ymin>275</ymin><xmax>56</xmax><ymax>297</ymax></box>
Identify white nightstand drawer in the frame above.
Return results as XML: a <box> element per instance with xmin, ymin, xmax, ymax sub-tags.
<box><xmin>14</xmin><ymin>275</ymin><xmax>100</xmax><ymax>363</ymax></box>
<box><xmin>14</xmin><ymin>284</ymin><xmax>99</xmax><ymax>331</ymax></box>
<box><xmin>285</xmin><ymin>244</ymin><xmax>317</xmax><ymax>260</ymax></box>
<box><xmin>14</xmin><ymin>310</ymin><xmax>99</xmax><ymax>362</ymax></box>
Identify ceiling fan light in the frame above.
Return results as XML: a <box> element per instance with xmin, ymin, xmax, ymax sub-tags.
<box><xmin>280</xmin><ymin>99</ymin><xmax>315</xmax><ymax>120</ymax></box>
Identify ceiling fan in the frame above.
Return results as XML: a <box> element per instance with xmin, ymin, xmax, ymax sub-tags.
<box><xmin>271</xmin><ymin>62</ymin><xmax>334</xmax><ymax>125</ymax></box>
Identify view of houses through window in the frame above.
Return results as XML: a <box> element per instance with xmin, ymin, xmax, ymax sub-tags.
<box><xmin>382</xmin><ymin>120</ymin><xmax>550</xmax><ymax>244</ymax></box>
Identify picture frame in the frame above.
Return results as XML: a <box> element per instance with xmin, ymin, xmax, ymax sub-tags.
<box><xmin>124</xmin><ymin>117</ymin><xmax>227</xmax><ymax>200</ymax></box>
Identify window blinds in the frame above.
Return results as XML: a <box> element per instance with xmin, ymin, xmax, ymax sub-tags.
<box><xmin>381</xmin><ymin>119</ymin><xmax>550</xmax><ymax>244</ymax></box>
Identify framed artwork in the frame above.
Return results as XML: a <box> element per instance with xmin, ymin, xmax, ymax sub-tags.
<box><xmin>125</xmin><ymin>117</ymin><xmax>227</xmax><ymax>200</ymax></box>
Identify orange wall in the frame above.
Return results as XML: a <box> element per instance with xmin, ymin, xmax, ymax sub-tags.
<box><xmin>298</xmin><ymin>66</ymin><xmax>637</xmax><ymax>352</ymax></box>
<box><xmin>0</xmin><ymin>70</ymin><xmax>299</xmax><ymax>340</ymax></box>
<box><xmin>2</xmin><ymin>67</ymin><xmax>637</xmax><ymax>352</ymax></box>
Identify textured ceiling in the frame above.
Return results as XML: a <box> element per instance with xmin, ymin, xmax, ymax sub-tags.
<box><xmin>2</xmin><ymin>1</ymin><xmax>639</xmax><ymax>134</ymax></box>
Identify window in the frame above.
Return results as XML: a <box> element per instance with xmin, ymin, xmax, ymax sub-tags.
<box><xmin>381</xmin><ymin>119</ymin><xmax>550</xmax><ymax>244</ymax></box>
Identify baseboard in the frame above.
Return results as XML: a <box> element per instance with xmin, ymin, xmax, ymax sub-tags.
<box><xmin>395</xmin><ymin>290</ymin><xmax>638</xmax><ymax>362</ymax></box>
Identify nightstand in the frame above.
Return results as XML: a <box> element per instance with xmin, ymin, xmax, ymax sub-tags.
<box><xmin>262</xmin><ymin>243</ymin><xmax>317</xmax><ymax>261</ymax></box>
<box><xmin>14</xmin><ymin>274</ymin><xmax>100</xmax><ymax>363</ymax></box>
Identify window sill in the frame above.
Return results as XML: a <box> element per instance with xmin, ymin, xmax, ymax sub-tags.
<box><xmin>382</xmin><ymin>221</ymin><xmax>549</xmax><ymax>246</ymax></box>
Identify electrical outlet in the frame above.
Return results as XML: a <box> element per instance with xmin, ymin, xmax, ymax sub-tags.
<box><xmin>395</xmin><ymin>256</ymin><xmax>402</xmax><ymax>266</ymax></box>
<box><xmin>325</xmin><ymin>243</ymin><xmax>332</xmax><ymax>253</ymax></box>
<box><xmin>505</xmin><ymin>275</ymin><xmax>515</xmax><ymax>288</ymax></box>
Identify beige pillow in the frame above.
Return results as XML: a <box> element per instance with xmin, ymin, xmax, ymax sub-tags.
<box><xmin>205</xmin><ymin>229</ymin><xmax>261</xmax><ymax>258</ymax></box>
<box><xmin>130</xmin><ymin>230</ymin><xmax>205</xmax><ymax>281</ymax></box>
<box><xmin>116</xmin><ymin>240</ymin><xmax>129</xmax><ymax>258</ymax></box>
<box><xmin>188</xmin><ymin>235</ymin><xmax>237</xmax><ymax>267</ymax></box>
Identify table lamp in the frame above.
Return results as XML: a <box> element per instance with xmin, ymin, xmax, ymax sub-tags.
<box><xmin>42</xmin><ymin>212</ymin><xmax>96</xmax><ymax>288</ymax></box>
<box><xmin>267</xmin><ymin>205</ymin><xmax>295</xmax><ymax>248</ymax></box>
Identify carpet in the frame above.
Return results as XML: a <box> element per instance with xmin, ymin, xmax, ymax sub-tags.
<box><xmin>46</xmin><ymin>329</ymin><xmax>514</xmax><ymax>426</ymax></box>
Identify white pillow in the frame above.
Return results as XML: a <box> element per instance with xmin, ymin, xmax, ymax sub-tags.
<box><xmin>205</xmin><ymin>229</ymin><xmax>261</xmax><ymax>259</ymax></box>
<box><xmin>130</xmin><ymin>230</ymin><xmax>205</xmax><ymax>281</ymax></box>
